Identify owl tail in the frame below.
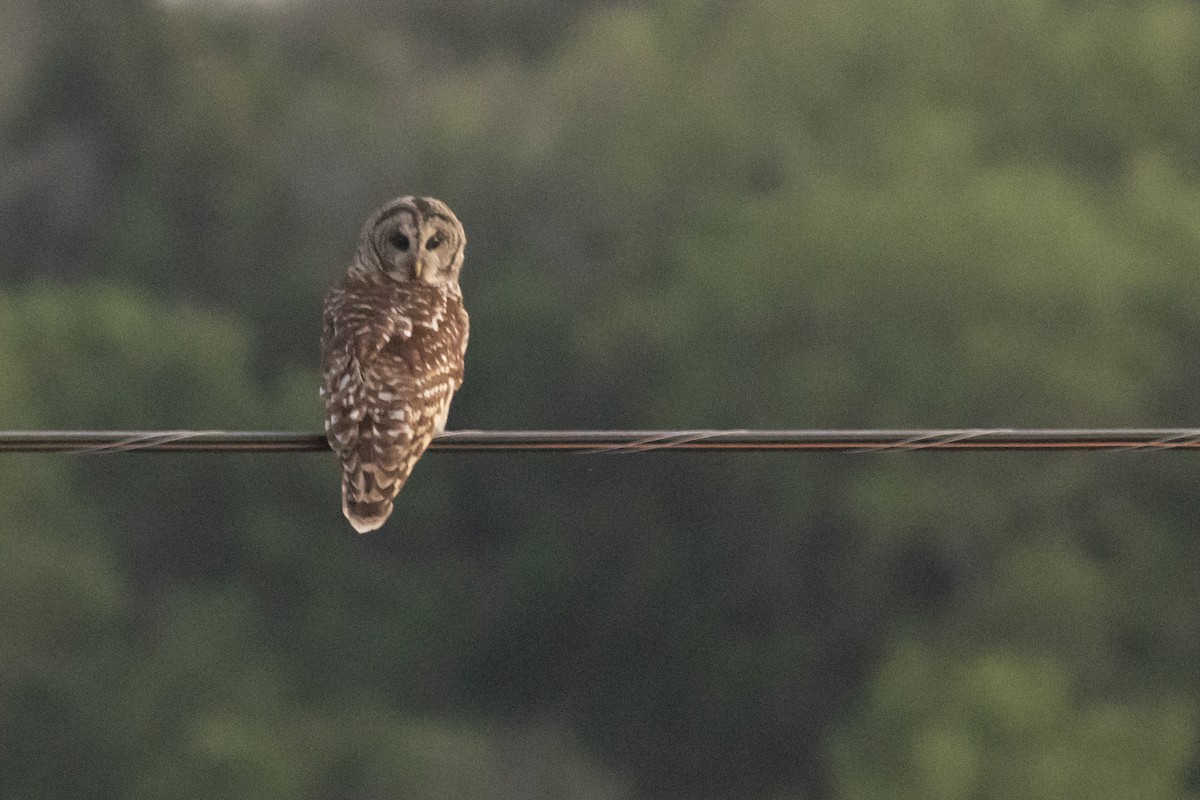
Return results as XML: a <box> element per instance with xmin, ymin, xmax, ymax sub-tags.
<box><xmin>341</xmin><ymin>465</ymin><xmax>403</xmax><ymax>534</ymax></box>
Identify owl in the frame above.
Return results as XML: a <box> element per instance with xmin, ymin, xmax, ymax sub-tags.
<box><xmin>320</xmin><ymin>196</ymin><xmax>469</xmax><ymax>533</ymax></box>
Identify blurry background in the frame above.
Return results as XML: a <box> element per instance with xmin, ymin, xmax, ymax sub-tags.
<box><xmin>2</xmin><ymin>0</ymin><xmax>1200</xmax><ymax>797</ymax></box>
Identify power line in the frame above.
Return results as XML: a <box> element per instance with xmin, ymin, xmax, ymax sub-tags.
<box><xmin>3</xmin><ymin>429</ymin><xmax>1200</xmax><ymax>453</ymax></box>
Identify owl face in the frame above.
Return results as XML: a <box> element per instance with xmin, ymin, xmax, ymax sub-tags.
<box><xmin>359</xmin><ymin>196</ymin><xmax>465</xmax><ymax>287</ymax></box>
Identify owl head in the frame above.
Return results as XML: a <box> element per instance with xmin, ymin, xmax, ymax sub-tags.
<box><xmin>354</xmin><ymin>196</ymin><xmax>466</xmax><ymax>287</ymax></box>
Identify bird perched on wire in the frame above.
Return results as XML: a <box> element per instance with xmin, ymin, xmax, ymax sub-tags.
<box><xmin>320</xmin><ymin>196</ymin><xmax>469</xmax><ymax>533</ymax></box>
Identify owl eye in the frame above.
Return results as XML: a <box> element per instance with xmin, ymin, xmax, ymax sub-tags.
<box><xmin>426</xmin><ymin>234</ymin><xmax>443</xmax><ymax>250</ymax></box>
<box><xmin>388</xmin><ymin>232</ymin><xmax>410</xmax><ymax>252</ymax></box>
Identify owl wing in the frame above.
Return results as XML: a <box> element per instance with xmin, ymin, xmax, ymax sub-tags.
<box><xmin>321</xmin><ymin>280</ymin><xmax>467</xmax><ymax>533</ymax></box>
<box><xmin>320</xmin><ymin>280</ymin><xmax>414</xmax><ymax>458</ymax></box>
<box><xmin>454</xmin><ymin>308</ymin><xmax>469</xmax><ymax>391</ymax></box>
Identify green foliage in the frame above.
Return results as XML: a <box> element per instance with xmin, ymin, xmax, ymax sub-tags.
<box><xmin>831</xmin><ymin>643</ymin><xmax>1195</xmax><ymax>800</ymax></box>
<box><xmin>4</xmin><ymin>0</ymin><xmax>1200</xmax><ymax>798</ymax></box>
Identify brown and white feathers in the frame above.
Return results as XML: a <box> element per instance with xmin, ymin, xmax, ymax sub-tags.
<box><xmin>320</xmin><ymin>196</ymin><xmax>469</xmax><ymax>533</ymax></box>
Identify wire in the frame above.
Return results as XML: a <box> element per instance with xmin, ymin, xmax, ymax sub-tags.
<box><xmin>3</xmin><ymin>429</ymin><xmax>1200</xmax><ymax>453</ymax></box>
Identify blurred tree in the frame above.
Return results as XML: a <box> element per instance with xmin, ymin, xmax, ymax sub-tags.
<box><xmin>0</xmin><ymin>282</ymin><xmax>626</xmax><ymax>798</ymax></box>
<box><xmin>830</xmin><ymin>643</ymin><xmax>1195</xmax><ymax>800</ymax></box>
<box><xmin>3</xmin><ymin>0</ymin><xmax>1200</xmax><ymax>798</ymax></box>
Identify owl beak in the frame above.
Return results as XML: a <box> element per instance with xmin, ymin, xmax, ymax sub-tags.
<box><xmin>413</xmin><ymin>257</ymin><xmax>425</xmax><ymax>280</ymax></box>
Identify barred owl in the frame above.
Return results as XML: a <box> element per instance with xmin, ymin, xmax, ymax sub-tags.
<box><xmin>320</xmin><ymin>196</ymin><xmax>469</xmax><ymax>533</ymax></box>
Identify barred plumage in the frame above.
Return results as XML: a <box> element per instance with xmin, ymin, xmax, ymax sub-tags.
<box><xmin>320</xmin><ymin>196</ymin><xmax>469</xmax><ymax>533</ymax></box>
